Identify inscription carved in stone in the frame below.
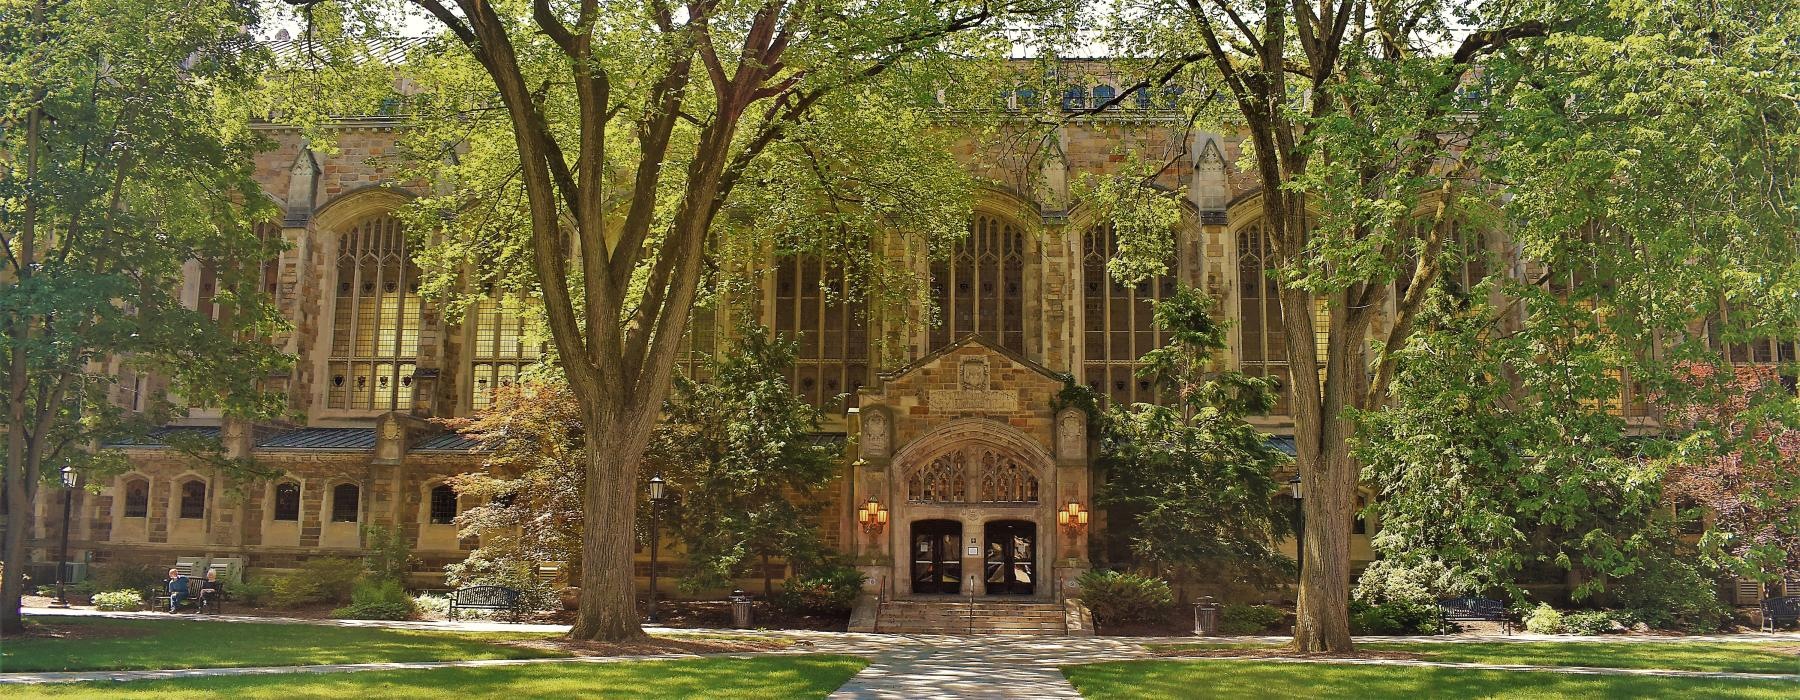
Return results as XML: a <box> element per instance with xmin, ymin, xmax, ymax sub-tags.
<box><xmin>927</xmin><ymin>389</ymin><xmax>1019</xmax><ymax>412</ymax></box>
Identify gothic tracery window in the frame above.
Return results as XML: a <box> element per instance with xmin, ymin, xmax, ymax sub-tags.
<box><xmin>328</xmin><ymin>214</ymin><xmax>422</xmax><ymax>411</ymax></box>
<box><xmin>123</xmin><ymin>478</ymin><xmax>149</xmax><ymax>518</ymax></box>
<box><xmin>908</xmin><ymin>453</ymin><xmax>967</xmax><ymax>503</ymax></box>
<box><xmin>468</xmin><ymin>295</ymin><xmax>542</xmax><ymax>411</ymax></box>
<box><xmin>773</xmin><ymin>255</ymin><xmax>868</xmax><ymax>411</ymax></box>
<box><xmin>1082</xmin><ymin>223</ymin><xmax>1177</xmax><ymax>406</ymax></box>
<box><xmin>1237</xmin><ymin>222</ymin><xmax>1291</xmax><ymax>414</ymax></box>
<box><xmin>978</xmin><ymin>452</ymin><xmax>1038</xmax><ymax>503</ymax></box>
<box><xmin>930</xmin><ymin>213</ymin><xmax>1026</xmax><ymax>353</ymax></box>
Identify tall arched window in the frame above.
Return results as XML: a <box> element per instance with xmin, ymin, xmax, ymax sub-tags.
<box><xmin>331</xmin><ymin>483</ymin><xmax>360</xmax><ymax>522</ymax></box>
<box><xmin>773</xmin><ymin>255</ymin><xmax>868</xmax><ymax>411</ymax></box>
<box><xmin>178</xmin><ymin>480</ymin><xmax>207</xmax><ymax>519</ymax></box>
<box><xmin>272</xmin><ymin>482</ymin><xmax>301</xmax><ymax>522</ymax></box>
<box><xmin>1238</xmin><ymin>223</ymin><xmax>1291</xmax><ymax>413</ymax></box>
<box><xmin>1082</xmin><ymin>223</ymin><xmax>1177</xmax><ymax>406</ymax></box>
<box><xmin>122</xmin><ymin>478</ymin><xmax>149</xmax><ymax>518</ymax></box>
<box><xmin>327</xmin><ymin>214</ymin><xmax>421</xmax><ymax>411</ymax></box>
<box><xmin>930</xmin><ymin>213</ymin><xmax>1026</xmax><ymax>353</ymax></box>
<box><xmin>468</xmin><ymin>296</ymin><xmax>542</xmax><ymax>411</ymax></box>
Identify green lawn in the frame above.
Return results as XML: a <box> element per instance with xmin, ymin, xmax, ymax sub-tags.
<box><xmin>1147</xmin><ymin>641</ymin><xmax>1800</xmax><ymax>675</ymax></box>
<box><xmin>2</xmin><ymin>616</ymin><xmax>567</xmax><ymax>672</ymax></box>
<box><xmin>15</xmin><ymin>655</ymin><xmax>868</xmax><ymax>699</ymax></box>
<box><xmin>1064</xmin><ymin>660</ymin><xmax>1800</xmax><ymax>699</ymax></box>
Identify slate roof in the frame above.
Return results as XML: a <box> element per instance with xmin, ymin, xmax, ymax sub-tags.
<box><xmin>411</xmin><ymin>432</ymin><xmax>486</xmax><ymax>452</ymax></box>
<box><xmin>1266</xmin><ymin>435</ymin><xmax>1297</xmax><ymax>457</ymax></box>
<box><xmin>256</xmin><ymin>428</ymin><xmax>377</xmax><ymax>450</ymax></box>
<box><xmin>102</xmin><ymin>426</ymin><xmax>223</xmax><ymax>448</ymax></box>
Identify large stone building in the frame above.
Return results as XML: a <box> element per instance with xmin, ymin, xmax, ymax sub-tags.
<box><xmin>16</xmin><ymin>68</ymin><xmax>1787</xmax><ymax>616</ymax></box>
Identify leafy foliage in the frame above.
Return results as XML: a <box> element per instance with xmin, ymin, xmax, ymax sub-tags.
<box><xmin>440</xmin><ymin>381</ymin><xmax>587</xmax><ymax>584</ymax></box>
<box><xmin>331</xmin><ymin>579</ymin><xmax>417</xmax><ymax>621</ymax></box>
<box><xmin>269</xmin><ymin>557</ymin><xmax>361</xmax><ymax>608</ymax></box>
<box><xmin>1076</xmin><ymin>570</ymin><xmax>1175</xmax><ymax>625</ymax></box>
<box><xmin>773</xmin><ymin>564</ymin><xmax>866</xmax><ymax>617</ymax></box>
<box><xmin>91</xmin><ymin>590</ymin><xmax>145</xmax><ymax>612</ymax></box>
<box><xmin>1217</xmin><ymin>603</ymin><xmax>1287</xmax><ymax>635</ymax></box>
<box><xmin>1524</xmin><ymin>604</ymin><xmax>1565</xmax><ymax>635</ymax></box>
<box><xmin>1096</xmin><ymin>287</ymin><xmax>1292</xmax><ymax>585</ymax></box>
<box><xmin>1348</xmin><ymin>600</ymin><xmax>1450</xmax><ymax>636</ymax></box>
<box><xmin>646</xmin><ymin>324</ymin><xmax>841</xmax><ymax>595</ymax></box>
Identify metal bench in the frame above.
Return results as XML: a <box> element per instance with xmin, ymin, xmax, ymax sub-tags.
<box><xmin>1438</xmin><ymin>597</ymin><xmax>1516</xmax><ymax>635</ymax></box>
<box><xmin>1761</xmin><ymin>596</ymin><xmax>1800</xmax><ymax>631</ymax></box>
<box><xmin>447</xmin><ymin>585</ymin><xmax>524</xmax><ymax>621</ymax></box>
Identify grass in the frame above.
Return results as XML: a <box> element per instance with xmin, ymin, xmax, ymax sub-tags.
<box><xmin>1</xmin><ymin>616</ymin><xmax>568</xmax><ymax>672</ymax></box>
<box><xmin>1064</xmin><ymin>660</ymin><xmax>1800</xmax><ymax>699</ymax></box>
<box><xmin>16</xmin><ymin>655</ymin><xmax>869</xmax><ymax>699</ymax></box>
<box><xmin>1146</xmin><ymin>641</ymin><xmax>1800</xmax><ymax>675</ymax></box>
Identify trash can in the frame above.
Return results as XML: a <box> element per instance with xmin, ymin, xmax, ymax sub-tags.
<box><xmin>1193</xmin><ymin>596</ymin><xmax>1221</xmax><ymax>636</ymax></box>
<box><xmin>728</xmin><ymin>589</ymin><xmax>754</xmax><ymax>629</ymax></box>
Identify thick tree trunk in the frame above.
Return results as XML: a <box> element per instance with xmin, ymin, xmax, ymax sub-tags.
<box><xmin>1</xmin><ymin>496</ymin><xmax>31</xmax><ymax>634</ymax></box>
<box><xmin>569</xmin><ymin>410</ymin><xmax>650</xmax><ymax>641</ymax></box>
<box><xmin>1293</xmin><ymin>440</ymin><xmax>1356</xmax><ymax>652</ymax></box>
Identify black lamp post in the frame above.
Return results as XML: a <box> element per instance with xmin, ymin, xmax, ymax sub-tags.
<box><xmin>647</xmin><ymin>475</ymin><xmax>667</xmax><ymax>624</ymax></box>
<box><xmin>51</xmin><ymin>466</ymin><xmax>76</xmax><ymax>609</ymax></box>
<box><xmin>1288</xmin><ymin>473</ymin><xmax>1304</xmax><ymax>584</ymax></box>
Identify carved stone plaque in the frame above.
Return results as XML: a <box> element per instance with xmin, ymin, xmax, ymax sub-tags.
<box><xmin>861</xmin><ymin>407</ymin><xmax>891</xmax><ymax>458</ymax></box>
<box><xmin>958</xmin><ymin>357</ymin><xmax>989</xmax><ymax>390</ymax></box>
<box><xmin>928</xmin><ymin>389</ymin><xmax>1019</xmax><ymax>412</ymax></box>
<box><xmin>1056</xmin><ymin>407</ymin><xmax>1087</xmax><ymax>461</ymax></box>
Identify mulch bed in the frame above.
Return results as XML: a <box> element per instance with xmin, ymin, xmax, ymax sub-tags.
<box><xmin>505</xmin><ymin>634</ymin><xmax>793</xmax><ymax>657</ymax></box>
<box><xmin>1157</xmin><ymin>646</ymin><xmax>1426</xmax><ymax>662</ymax></box>
<box><xmin>16</xmin><ymin>620</ymin><xmax>154</xmax><ymax>641</ymax></box>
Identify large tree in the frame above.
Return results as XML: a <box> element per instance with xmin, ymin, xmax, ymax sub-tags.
<box><xmin>1099</xmin><ymin>0</ymin><xmax>1800</xmax><ymax>650</ymax></box>
<box><xmin>0</xmin><ymin>0</ymin><xmax>288</xmax><ymax>633</ymax></box>
<box><xmin>277</xmin><ymin>0</ymin><xmax>1055</xmax><ymax>640</ymax></box>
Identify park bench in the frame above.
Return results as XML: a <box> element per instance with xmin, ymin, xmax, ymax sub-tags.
<box><xmin>148</xmin><ymin>578</ymin><xmax>228</xmax><ymax>613</ymax></box>
<box><xmin>1438</xmin><ymin>597</ymin><xmax>1516</xmax><ymax>635</ymax></box>
<box><xmin>1761</xmin><ymin>596</ymin><xmax>1800</xmax><ymax>631</ymax></box>
<box><xmin>448</xmin><ymin>585</ymin><xmax>524</xmax><ymax>621</ymax></box>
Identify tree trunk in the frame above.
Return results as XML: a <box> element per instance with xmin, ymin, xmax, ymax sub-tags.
<box><xmin>1</xmin><ymin>491</ymin><xmax>33</xmax><ymax>634</ymax></box>
<box><xmin>1292</xmin><ymin>440</ymin><xmax>1356</xmax><ymax>652</ymax></box>
<box><xmin>569</xmin><ymin>410</ymin><xmax>649</xmax><ymax>641</ymax></box>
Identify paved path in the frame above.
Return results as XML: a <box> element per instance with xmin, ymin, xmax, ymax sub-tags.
<box><xmin>9</xmin><ymin>608</ymin><xmax>1800</xmax><ymax>695</ymax></box>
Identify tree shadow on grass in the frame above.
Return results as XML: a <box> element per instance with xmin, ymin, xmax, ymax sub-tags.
<box><xmin>1063</xmin><ymin>660</ymin><xmax>1800</xmax><ymax>700</ymax></box>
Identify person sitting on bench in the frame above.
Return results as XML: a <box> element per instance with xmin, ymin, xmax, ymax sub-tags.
<box><xmin>165</xmin><ymin>569</ymin><xmax>190</xmax><ymax>613</ymax></box>
<box><xmin>198</xmin><ymin>569</ymin><xmax>222</xmax><ymax>609</ymax></box>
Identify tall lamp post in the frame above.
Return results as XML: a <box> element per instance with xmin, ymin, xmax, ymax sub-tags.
<box><xmin>51</xmin><ymin>466</ymin><xmax>76</xmax><ymax>609</ymax></box>
<box><xmin>647</xmin><ymin>475</ymin><xmax>668</xmax><ymax>623</ymax></box>
<box><xmin>1288</xmin><ymin>474</ymin><xmax>1304</xmax><ymax>585</ymax></box>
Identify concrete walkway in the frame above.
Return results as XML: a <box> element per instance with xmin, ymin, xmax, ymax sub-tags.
<box><xmin>8</xmin><ymin>608</ymin><xmax>1800</xmax><ymax>695</ymax></box>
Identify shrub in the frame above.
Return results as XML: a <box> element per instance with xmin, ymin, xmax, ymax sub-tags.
<box><xmin>89</xmin><ymin>562</ymin><xmax>167</xmax><ymax>593</ymax></box>
<box><xmin>232</xmin><ymin>579</ymin><xmax>274</xmax><ymax>607</ymax></box>
<box><xmin>360</xmin><ymin>524</ymin><xmax>416</xmax><ymax>583</ymax></box>
<box><xmin>1562</xmin><ymin>610</ymin><xmax>1620</xmax><ymax>635</ymax></box>
<box><xmin>413</xmin><ymin>593</ymin><xmax>450</xmax><ymax>619</ymax></box>
<box><xmin>1218</xmin><ymin>603</ymin><xmax>1286</xmax><ymax>634</ymax></box>
<box><xmin>269</xmin><ymin>557</ymin><xmax>361</xmax><ymax>607</ymax></box>
<box><xmin>1609</xmin><ymin>553</ymin><xmax>1730</xmax><ymax>633</ymax></box>
<box><xmin>1523</xmin><ymin>603</ymin><xmax>1564</xmax><ymax>634</ymax></box>
<box><xmin>92</xmin><ymin>589</ymin><xmax>144</xmax><ymax>611</ymax></box>
<box><xmin>444</xmin><ymin>551</ymin><xmax>557</xmax><ymax>612</ymax></box>
<box><xmin>1350</xmin><ymin>599</ymin><xmax>1452</xmax><ymax>635</ymax></box>
<box><xmin>1076</xmin><ymin>570</ymin><xmax>1174</xmax><ymax>625</ymax></box>
<box><xmin>330</xmin><ymin>579</ymin><xmax>417</xmax><ymax>620</ymax></box>
<box><xmin>774</xmin><ymin>564</ymin><xmax>866</xmax><ymax>616</ymax></box>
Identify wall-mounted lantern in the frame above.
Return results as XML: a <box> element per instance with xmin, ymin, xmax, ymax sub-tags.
<box><xmin>1058</xmin><ymin>501</ymin><xmax>1089</xmax><ymax>537</ymax></box>
<box><xmin>857</xmin><ymin>496</ymin><xmax>889</xmax><ymax>537</ymax></box>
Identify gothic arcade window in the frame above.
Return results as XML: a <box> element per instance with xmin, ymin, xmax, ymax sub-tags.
<box><xmin>908</xmin><ymin>453</ymin><xmax>967</xmax><ymax>503</ymax></box>
<box><xmin>1237</xmin><ymin>223</ymin><xmax>1292</xmax><ymax>413</ymax></box>
<box><xmin>327</xmin><ymin>214</ymin><xmax>422</xmax><ymax>411</ymax></box>
<box><xmin>773</xmin><ymin>256</ymin><xmax>868</xmax><ymax>411</ymax></box>
<box><xmin>272</xmin><ymin>482</ymin><xmax>301</xmax><ymax>522</ymax></box>
<box><xmin>977</xmin><ymin>453</ymin><xmax>1038</xmax><ymax>503</ymax></box>
<box><xmin>429</xmin><ymin>484</ymin><xmax>458</xmax><ymax>525</ymax></box>
<box><xmin>1082</xmin><ymin>223</ymin><xmax>1177</xmax><ymax>406</ymax></box>
<box><xmin>123</xmin><ymin>479</ymin><xmax>149</xmax><ymax>518</ymax></box>
<box><xmin>469</xmin><ymin>296</ymin><xmax>543</xmax><ymax>410</ymax></box>
<box><xmin>930</xmin><ymin>213</ymin><xmax>1026</xmax><ymax>353</ymax></box>
<box><xmin>178</xmin><ymin>480</ymin><xmax>206</xmax><ymax>519</ymax></box>
<box><xmin>196</xmin><ymin>222</ymin><xmax>283</xmax><ymax>321</ymax></box>
<box><xmin>331</xmin><ymin>483</ymin><xmax>360</xmax><ymax>522</ymax></box>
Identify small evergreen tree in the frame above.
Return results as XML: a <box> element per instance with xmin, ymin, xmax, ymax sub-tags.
<box><xmin>1096</xmin><ymin>286</ymin><xmax>1294</xmax><ymax>589</ymax></box>
<box><xmin>646</xmin><ymin>323</ymin><xmax>841</xmax><ymax>597</ymax></box>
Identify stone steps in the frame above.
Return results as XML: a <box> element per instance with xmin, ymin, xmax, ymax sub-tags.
<box><xmin>874</xmin><ymin>600</ymin><xmax>1069</xmax><ymax>635</ymax></box>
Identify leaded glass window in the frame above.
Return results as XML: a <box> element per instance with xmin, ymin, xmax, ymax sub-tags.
<box><xmin>327</xmin><ymin>214</ymin><xmax>421</xmax><ymax>411</ymax></box>
<box><xmin>930</xmin><ymin>213</ymin><xmax>1026</xmax><ymax>353</ymax></box>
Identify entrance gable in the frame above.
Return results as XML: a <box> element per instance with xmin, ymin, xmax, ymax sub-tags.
<box><xmin>858</xmin><ymin>334</ymin><xmax>1067</xmax><ymax>459</ymax></box>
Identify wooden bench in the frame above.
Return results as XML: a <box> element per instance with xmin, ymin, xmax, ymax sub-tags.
<box><xmin>1761</xmin><ymin>596</ymin><xmax>1800</xmax><ymax>631</ymax></box>
<box><xmin>448</xmin><ymin>585</ymin><xmax>524</xmax><ymax>621</ymax></box>
<box><xmin>148</xmin><ymin>579</ymin><xmax>226</xmax><ymax>613</ymax></box>
<box><xmin>1439</xmin><ymin>597</ymin><xmax>1516</xmax><ymax>635</ymax></box>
